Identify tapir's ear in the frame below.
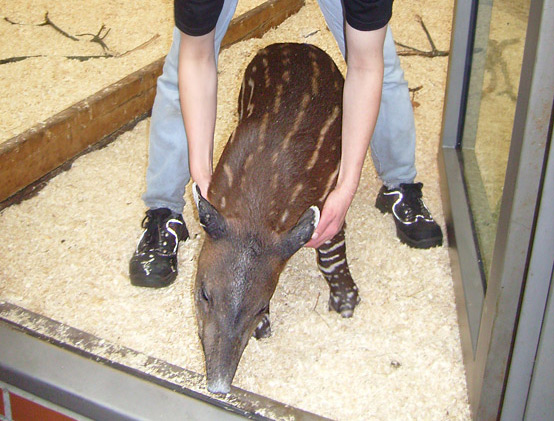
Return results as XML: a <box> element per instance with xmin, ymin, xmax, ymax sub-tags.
<box><xmin>193</xmin><ymin>182</ymin><xmax>227</xmax><ymax>240</ymax></box>
<box><xmin>279</xmin><ymin>206</ymin><xmax>320</xmax><ymax>259</ymax></box>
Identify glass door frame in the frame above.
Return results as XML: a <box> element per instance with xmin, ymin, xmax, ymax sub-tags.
<box><xmin>438</xmin><ymin>0</ymin><xmax>553</xmax><ymax>418</ymax></box>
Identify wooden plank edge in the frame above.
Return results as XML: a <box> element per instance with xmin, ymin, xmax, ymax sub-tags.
<box><xmin>0</xmin><ymin>58</ymin><xmax>163</xmax><ymax>204</ymax></box>
<box><xmin>0</xmin><ymin>113</ymin><xmax>150</xmax><ymax>212</ymax></box>
<box><xmin>221</xmin><ymin>0</ymin><xmax>305</xmax><ymax>48</ymax></box>
<box><xmin>0</xmin><ymin>0</ymin><xmax>306</xmax><ymax>206</ymax></box>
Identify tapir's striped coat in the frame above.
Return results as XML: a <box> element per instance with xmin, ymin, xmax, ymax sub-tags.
<box><xmin>208</xmin><ymin>43</ymin><xmax>343</xmax><ymax>232</ymax></box>
<box><xmin>194</xmin><ymin>43</ymin><xmax>360</xmax><ymax>394</ymax></box>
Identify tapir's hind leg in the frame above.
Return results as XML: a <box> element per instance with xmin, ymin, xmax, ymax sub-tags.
<box><xmin>316</xmin><ymin>226</ymin><xmax>361</xmax><ymax>318</ymax></box>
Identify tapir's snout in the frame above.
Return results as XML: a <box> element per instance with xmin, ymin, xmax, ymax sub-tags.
<box><xmin>204</xmin><ymin>349</ymin><xmax>239</xmax><ymax>395</ymax></box>
<box><xmin>201</xmin><ymin>323</ymin><xmax>248</xmax><ymax>395</ymax></box>
<box><xmin>207</xmin><ymin>373</ymin><xmax>233</xmax><ymax>394</ymax></box>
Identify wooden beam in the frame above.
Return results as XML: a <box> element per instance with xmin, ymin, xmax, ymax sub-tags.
<box><xmin>0</xmin><ymin>0</ymin><xmax>305</xmax><ymax>204</ymax></box>
<box><xmin>222</xmin><ymin>0</ymin><xmax>305</xmax><ymax>47</ymax></box>
<box><xmin>0</xmin><ymin>60</ymin><xmax>161</xmax><ymax>204</ymax></box>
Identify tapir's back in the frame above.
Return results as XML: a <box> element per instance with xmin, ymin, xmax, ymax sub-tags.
<box><xmin>207</xmin><ymin>43</ymin><xmax>344</xmax><ymax>233</ymax></box>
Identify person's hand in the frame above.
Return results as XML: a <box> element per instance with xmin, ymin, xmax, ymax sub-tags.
<box><xmin>304</xmin><ymin>187</ymin><xmax>355</xmax><ymax>249</ymax></box>
<box><xmin>194</xmin><ymin>175</ymin><xmax>211</xmax><ymax>199</ymax></box>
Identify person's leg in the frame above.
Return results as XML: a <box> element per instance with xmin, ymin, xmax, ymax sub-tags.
<box><xmin>316</xmin><ymin>0</ymin><xmax>442</xmax><ymax>248</ymax></box>
<box><xmin>142</xmin><ymin>26</ymin><xmax>188</xmax><ymax>214</ymax></box>
<box><xmin>372</xmin><ymin>29</ymin><xmax>441</xmax><ymax>248</ymax></box>
<box><xmin>318</xmin><ymin>0</ymin><xmax>416</xmax><ymax>186</ymax></box>
<box><xmin>143</xmin><ymin>1</ymin><xmax>238</xmax><ymax>214</ymax></box>
<box><xmin>371</xmin><ymin>28</ymin><xmax>417</xmax><ymax>187</ymax></box>
<box><xmin>131</xmin><ymin>0</ymin><xmax>239</xmax><ymax>287</ymax></box>
<box><xmin>316</xmin><ymin>0</ymin><xmax>347</xmax><ymax>57</ymax></box>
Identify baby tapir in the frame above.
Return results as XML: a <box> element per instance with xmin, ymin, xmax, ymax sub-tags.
<box><xmin>193</xmin><ymin>43</ymin><xmax>361</xmax><ymax>394</ymax></box>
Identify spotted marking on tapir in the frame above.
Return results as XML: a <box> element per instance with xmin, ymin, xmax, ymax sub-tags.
<box><xmin>193</xmin><ymin>43</ymin><xmax>360</xmax><ymax>395</ymax></box>
<box><xmin>307</xmin><ymin>105</ymin><xmax>340</xmax><ymax>170</ymax></box>
<box><xmin>274</xmin><ymin>84</ymin><xmax>283</xmax><ymax>114</ymax></box>
<box><xmin>282</xmin><ymin>93</ymin><xmax>310</xmax><ymax>150</ymax></box>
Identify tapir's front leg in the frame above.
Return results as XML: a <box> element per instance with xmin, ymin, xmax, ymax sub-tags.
<box><xmin>316</xmin><ymin>227</ymin><xmax>361</xmax><ymax>318</ymax></box>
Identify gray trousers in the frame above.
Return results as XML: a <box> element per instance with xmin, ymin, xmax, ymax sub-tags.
<box><xmin>143</xmin><ymin>0</ymin><xmax>417</xmax><ymax>214</ymax></box>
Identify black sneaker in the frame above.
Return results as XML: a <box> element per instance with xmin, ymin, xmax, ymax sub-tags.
<box><xmin>375</xmin><ymin>183</ymin><xmax>443</xmax><ymax>249</ymax></box>
<box><xmin>129</xmin><ymin>208</ymin><xmax>189</xmax><ymax>287</ymax></box>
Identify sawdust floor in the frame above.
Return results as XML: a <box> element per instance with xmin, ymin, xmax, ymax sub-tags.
<box><xmin>0</xmin><ymin>0</ymin><xmax>471</xmax><ymax>419</ymax></box>
<box><xmin>0</xmin><ymin>0</ymin><xmax>265</xmax><ymax>142</ymax></box>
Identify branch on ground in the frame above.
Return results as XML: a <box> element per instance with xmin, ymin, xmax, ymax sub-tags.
<box><xmin>409</xmin><ymin>85</ymin><xmax>423</xmax><ymax>108</ymax></box>
<box><xmin>0</xmin><ymin>55</ymin><xmax>44</xmax><ymax>65</ymax></box>
<box><xmin>1</xmin><ymin>12</ymin><xmax>160</xmax><ymax>65</ymax></box>
<box><xmin>77</xmin><ymin>24</ymin><xmax>114</xmax><ymax>55</ymax></box>
<box><xmin>396</xmin><ymin>16</ymin><xmax>449</xmax><ymax>58</ymax></box>
<box><xmin>5</xmin><ymin>13</ymin><xmax>78</xmax><ymax>41</ymax></box>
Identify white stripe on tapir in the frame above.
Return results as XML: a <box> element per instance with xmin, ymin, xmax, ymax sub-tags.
<box><xmin>274</xmin><ymin>84</ymin><xmax>283</xmax><ymax>114</ymax></box>
<box><xmin>224</xmin><ymin>163</ymin><xmax>234</xmax><ymax>187</ymax></box>
<box><xmin>319</xmin><ymin>252</ymin><xmax>343</xmax><ymax>263</ymax></box>
<box><xmin>246</xmin><ymin>78</ymin><xmax>256</xmax><ymax>117</ymax></box>
<box><xmin>239</xmin><ymin>78</ymin><xmax>246</xmax><ymax>120</ymax></box>
<box><xmin>307</xmin><ymin>106</ymin><xmax>340</xmax><ymax>170</ymax></box>
<box><xmin>318</xmin><ymin>238</ymin><xmax>345</xmax><ymax>254</ymax></box>
<box><xmin>318</xmin><ymin>166</ymin><xmax>339</xmax><ymax>203</ymax></box>
<box><xmin>271</xmin><ymin>150</ymin><xmax>280</xmax><ymax>165</ymax></box>
<box><xmin>270</xmin><ymin>173</ymin><xmax>279</xmax><ymax>190</ymax></box>
<box><xmin>280</xmin><ymin>209</ymin><xmax>290</xmax><ymax>226</ymax></box>
<box><xmin>259</xmin><ymin>113</ymin><xmax>269</xmax><ymax>141</ymax></box>
<box><xmin>228</xmin><ymin>129</ymin><xmax>237</xmax><ymax>145</ymax></box>
<box><xmin>257</xmin><ymin>114</ymin><xmax>270</xmax><ymax>153</ymax></box>
<box><xmin>290</xmin><ymin>183</ymin><xmax>304</xmax><ymax>202</ymax></box>
<box><xmin>282</xmin><ymin>93</ymin><xmax>310</xmax><ymax>150</ymax></box>
<box><xmin>244</xmin><ymin>154</ymin><xmax>254</xmax><ymax>171</ymax></box>
<box><xmin>311</xmin><ymin>60</ymin><xmax>320</xmax><ymax>95</ymax></box>
<box><xmin>264</xmin><ymin>62</ymin><xmax>270</xmax><ymax>88</ymax></box>
<box><xmin>318</xmin><ymin>258</ymin><xmax>346</xmax><ymax>274</ymax></box>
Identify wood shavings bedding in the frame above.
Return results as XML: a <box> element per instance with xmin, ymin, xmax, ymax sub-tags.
<box><xmin>0</xmin><ymin>0</ymin><xmax>264</xmax><ymax>143</ymax></box>
<box><xmin>0</xmin><ymin>0</ymin><xmax>173</xmax><ymax>142</ymax></box>
<box><xmin>0</xmin><ymin>0</ymin><xmax>470</xmax><ymax>419</ymax></box>
<box><xmin>233</xmin><ymin>0</ymin><xmax>269</xmax><ymax>18</ymax></box>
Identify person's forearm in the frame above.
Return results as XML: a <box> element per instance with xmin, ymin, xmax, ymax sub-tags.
<box><xmin>178</xmin><ymin>30</ymin><xmax>217</xmax><ymax>197</ymax></box>
<box><xmin>336</xmin><ymin>24</ymin><xmax>386</xmax><ymax>197</ymax></box>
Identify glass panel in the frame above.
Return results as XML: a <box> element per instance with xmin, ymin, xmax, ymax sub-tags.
<box><xmin>461</xmin><ymin>0</ymin><xmax>530</xmax><ymax>282</ymax></box>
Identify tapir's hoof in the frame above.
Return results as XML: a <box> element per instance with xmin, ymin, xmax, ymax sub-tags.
<box><xmin>253</xmin><ymin>313</ymin><xmax>271</xmax><ymax>339</ymax></box>
<box><xmin>328</xmin><ymin>288</ymin><xmax>361</xmax><ymax>318</ymax></box>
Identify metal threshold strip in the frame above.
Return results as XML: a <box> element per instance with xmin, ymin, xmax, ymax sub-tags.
<box><xmin>0</xmin><ymin>301</ymin><xmax>328</xmax><ymax>421</ymax></box>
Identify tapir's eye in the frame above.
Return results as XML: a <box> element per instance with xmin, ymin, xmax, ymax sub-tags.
<box><xmin>200</xmin><ymin>285</ymin><xmax>210</xmax><ymax>303</ymax></box>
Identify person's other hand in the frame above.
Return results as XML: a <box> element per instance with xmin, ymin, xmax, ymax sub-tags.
<box><xmin>304</xmin><ymin>187</ymin><xmax>354</xmax><ymax>249</ymax></box>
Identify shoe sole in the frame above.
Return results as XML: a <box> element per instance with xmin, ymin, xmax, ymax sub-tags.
<box><xmin>130</xmin><ymin>271</ymin><xmax>178</xmax><ymax>288</ymax></box>
<box><xmin>395</xmin><ymin>227</ymin><xmax>443</xmax><ymax>249</ymax></box>
<box><xmin>376</xmin><ymin>200</ymin><xmax>443</xmax><ymax>249</ymax></box>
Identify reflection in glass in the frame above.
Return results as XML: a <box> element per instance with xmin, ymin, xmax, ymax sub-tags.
<box><xmin>461</xmin><ymin>0</ymin><xmax>530</xmax><ymax>282</ymax></box>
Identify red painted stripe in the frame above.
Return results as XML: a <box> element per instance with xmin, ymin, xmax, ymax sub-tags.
<box><xmin>10</xmin><ymin>393</ymin><xmax>76</xmax><ymax>421</ymax></box>
<box><xmin>0</xmin><ymin>388</ymin><xmax>5</xmax><ymax>416</ymax></box>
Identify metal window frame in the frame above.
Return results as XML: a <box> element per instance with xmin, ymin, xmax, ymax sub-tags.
<box><xmin>438</xmin><ymin>0</ymin><xmax>554</xmax><ymax>418</ymax></box>
<box><xmin>503</xmin><ymin>119</ymin><xmax>553</xmax><ymax>419</ymax></box>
